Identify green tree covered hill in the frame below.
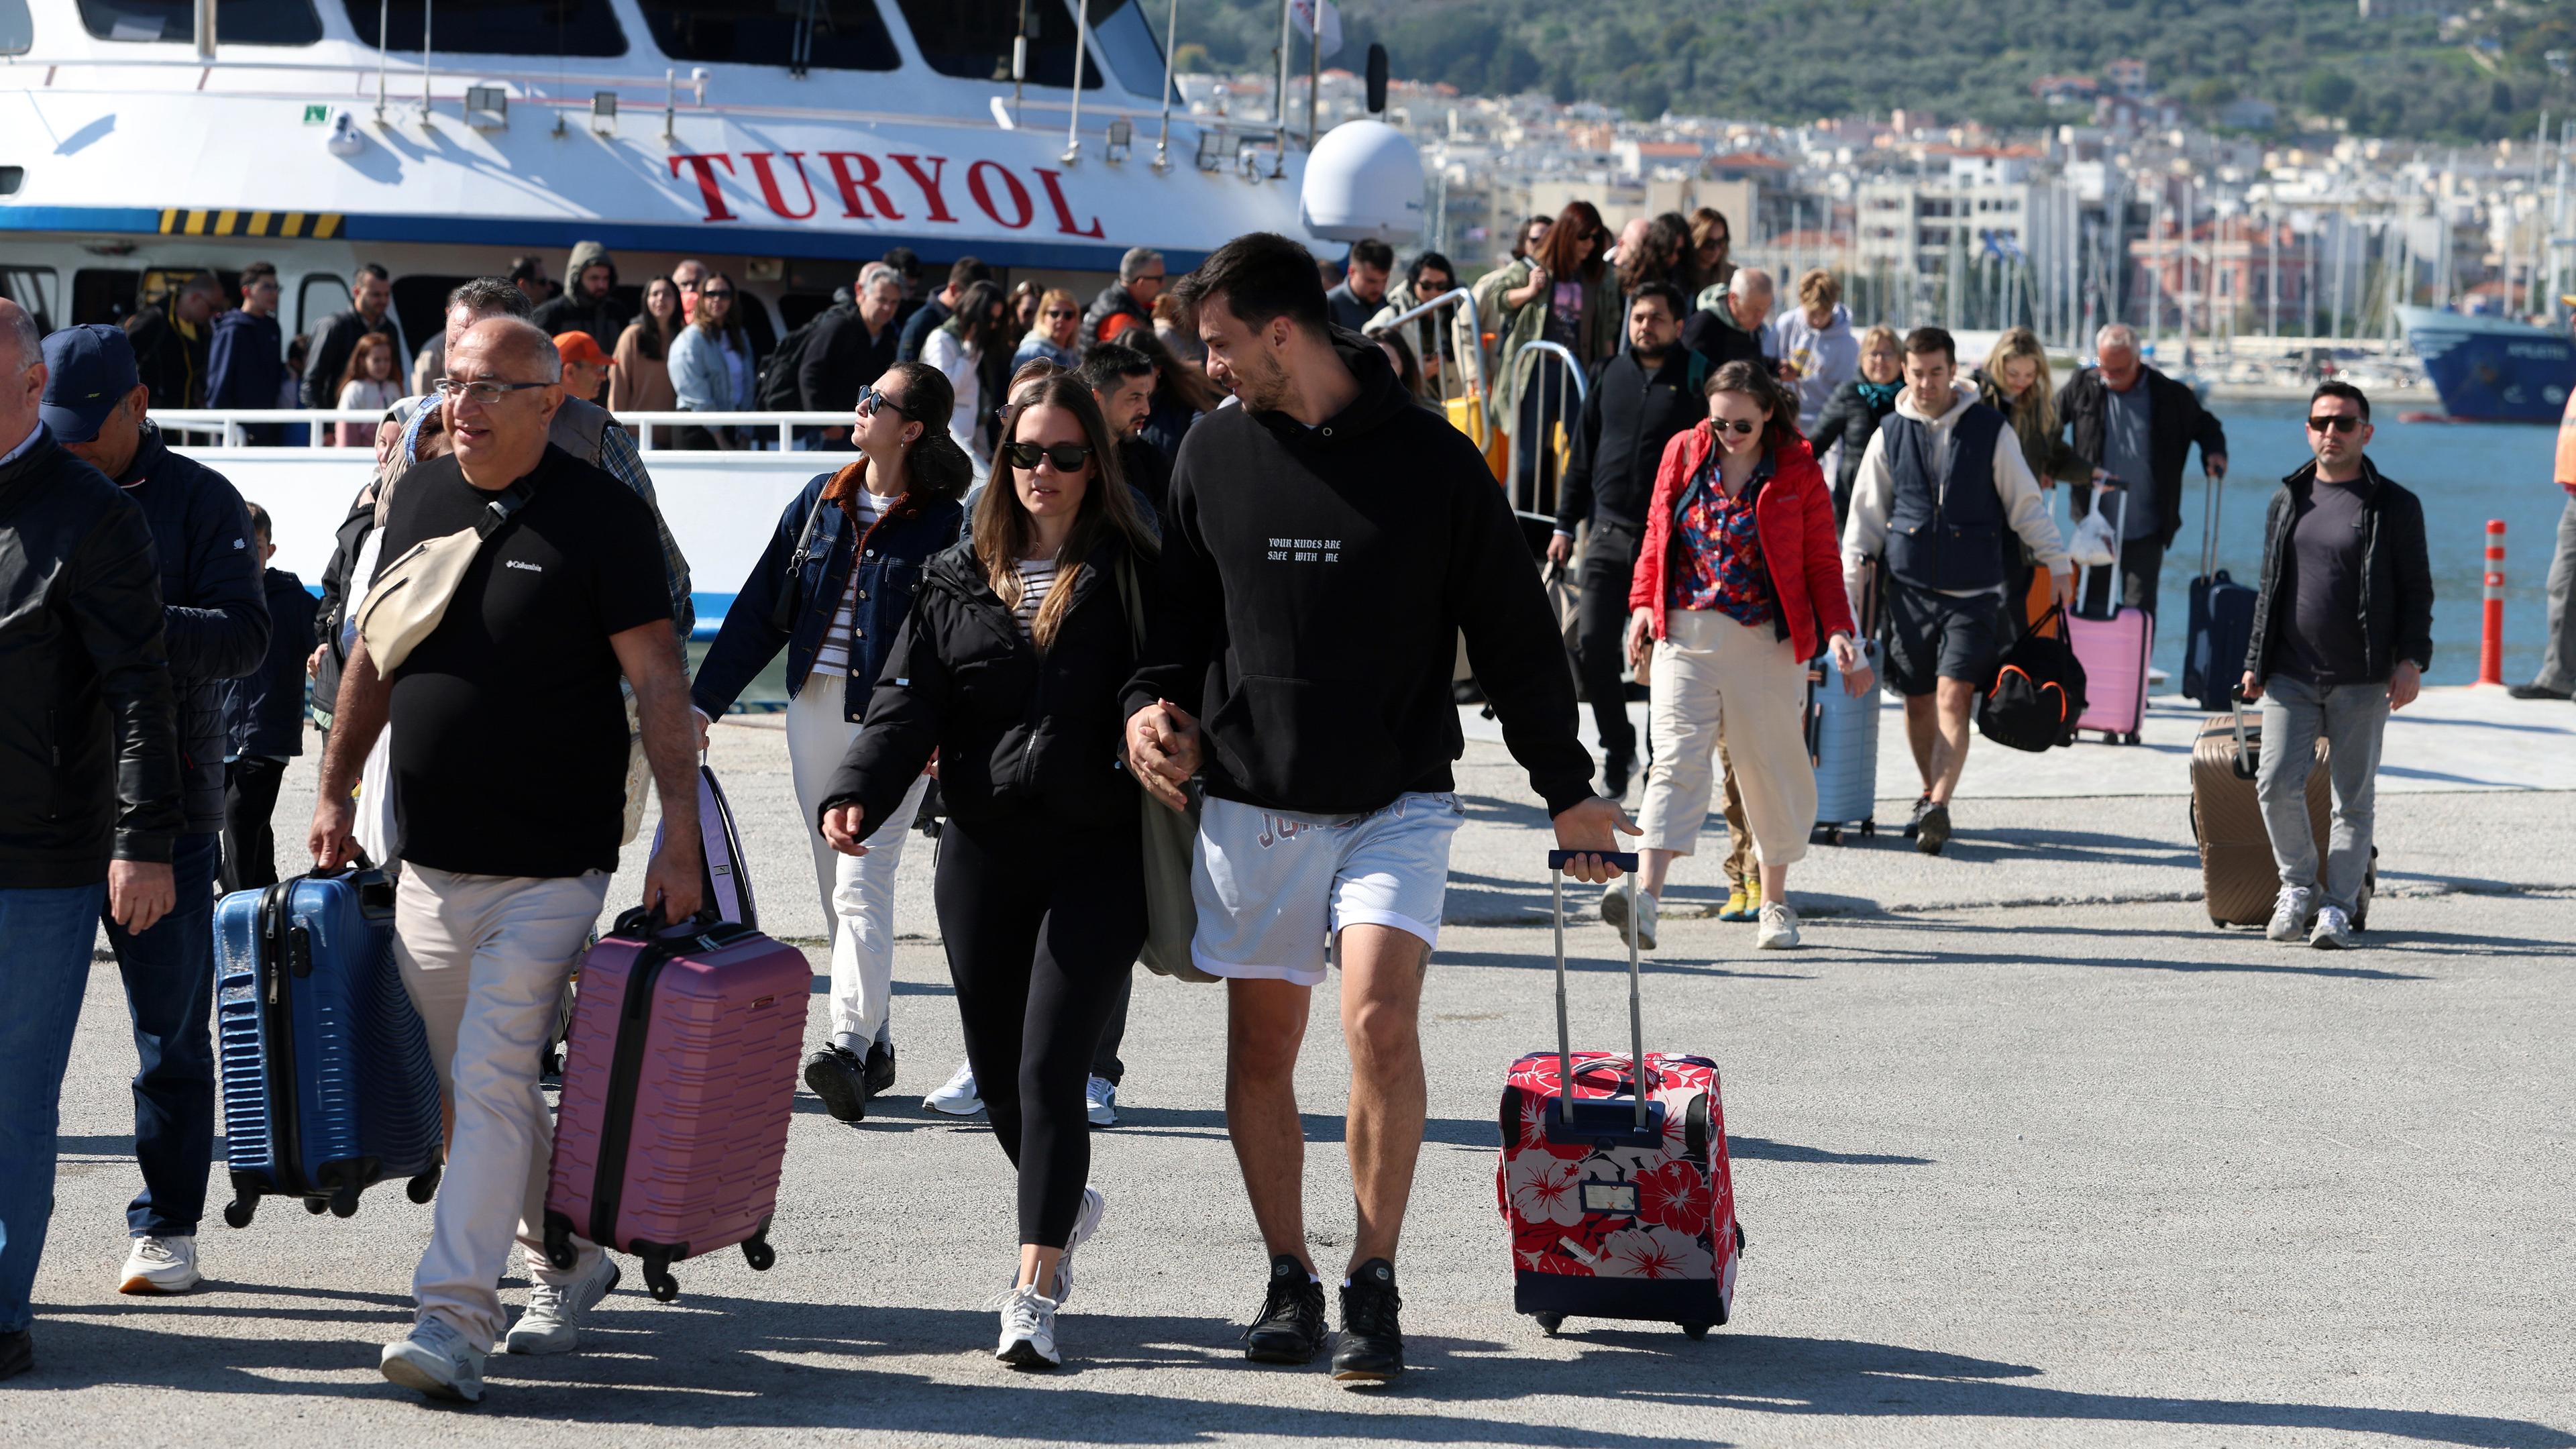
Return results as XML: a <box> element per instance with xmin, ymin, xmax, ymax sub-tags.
<box><xmin>1163</xmin><ymin>0</ymin><xmax>2576</xmax><ymax>144</ymax></box>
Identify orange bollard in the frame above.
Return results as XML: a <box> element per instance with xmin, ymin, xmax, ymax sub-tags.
<box><xmin>2478</xmin><ymin>520</ymin><xmax>2506</xmax><ymax>686</ymax></box>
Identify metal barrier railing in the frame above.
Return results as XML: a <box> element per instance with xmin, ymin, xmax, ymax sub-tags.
<box><xmin>1369</xmin><ymin>284</ymin><xmax>1488</xmax><ymax>419</ymax></box>
<box><xmin>1504</xmin><ymin>340</ymin><xmax>1588</xmax><ymax>520</ymax></box>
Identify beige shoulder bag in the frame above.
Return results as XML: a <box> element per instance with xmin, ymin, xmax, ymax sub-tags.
<box><xmin>355</xmin><ymin>482</ymin><xmax>533</xmax><ymax>674</ymax></box>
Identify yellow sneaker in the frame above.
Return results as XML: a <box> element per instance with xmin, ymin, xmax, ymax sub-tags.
<box><xmin>1744</xmin><ymin>877</ymin><xmax>1765</xmax><ymax>920</ymax></box>
<box><xmin>1719</xmin><ymin>883</ymin><xmax>1751</xmax><ymax>922</ymax></box>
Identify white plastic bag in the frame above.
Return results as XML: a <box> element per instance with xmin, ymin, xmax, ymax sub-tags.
<box><xmin>2068</xmin><ymin>503</ymin><xmax>2118</xmax><ymax>569</ymax></box>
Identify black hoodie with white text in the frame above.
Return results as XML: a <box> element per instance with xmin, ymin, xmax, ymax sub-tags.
<box><xmin>1123</xmin><ymin>329</ymin><xmax>1595</xmax><ymax>819</ymax></box>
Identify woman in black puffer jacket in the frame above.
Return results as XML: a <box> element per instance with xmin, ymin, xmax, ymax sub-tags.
<box><xmin>1809</xmin><ymin>323</ymin><xmax>1904</xmax><ymax>525</ymax></box>
<box><xmin>816</xmin><ymin>373</ymin><xmax>1158</xmax><ymax>1371</ymax></box>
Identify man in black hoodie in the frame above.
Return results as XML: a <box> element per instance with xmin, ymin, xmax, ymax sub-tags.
<box><xmin>1124</xmin><ymin>233</ymin><xmax>1632</xmax><ymax>1384</ymax></box>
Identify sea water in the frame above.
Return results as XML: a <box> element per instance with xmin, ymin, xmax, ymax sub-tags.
<box><xmin>2144</xmin><ymin>400</ymin><xmax>2561</xmax><ymax>688</ymax></box>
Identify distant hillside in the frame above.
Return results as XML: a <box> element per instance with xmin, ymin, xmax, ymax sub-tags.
<box><xmin>1163</xmin><ymin>0</ymin><xmax>2576</xmax><ymax>144</ymax></box>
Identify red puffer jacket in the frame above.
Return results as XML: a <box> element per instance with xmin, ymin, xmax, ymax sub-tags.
<box><xmin>1627</xmin><ymin>425</ymin><xmax>1856</xmax><ymax>661</ymax></box>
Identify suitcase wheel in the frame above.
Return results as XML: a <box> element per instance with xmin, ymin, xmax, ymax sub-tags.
<box><xmin>1859</xmin><ymin>818</ymin><xmax>1875</xmax><ymax>838</ymax></box>
<box><xmin>329</xmin><ymin>1187</ymin><xmax>361</xmax><ymax>1219</ymax></box>
<box><xmin>302</xmin><ymin>1196</ymin><xmax>330</xmax><ymax>1216</ymax></box>
<box><xmin>406</xmin><ymin>1167</ymin><xmax>441</xmax><ymax>1205</ymax></box>
<box><xmin>741</xmin><ymin>1238</ymin><xmax>775</xmax><ymax>1272</ymax></box>
<box><xmin>1533</xmin><ymin>1312</ymin><xmax>1564</xmax><ymax>1337</ymax></box>
<box><xmin>1680</xmin><ymin>1322</ymin><xmax>1713</xmax><ymax>1340</ymax></box>
<box><xmin>2123</xmin><ymin>731</ymin><xmax>2142</xmax><ymax>746</ymax></box>
<box><xmin>645</xmin><ymin>1267</ymin><xmax>680</xmax><ymax>1303</ymax></box>
<box><xmin>1816</xmin><ymin>825</ymin><xmax>1842</xmax><ymax>847</ymax></box>
<box><xmin>222</xmin><ymin>1198</ymin><xmax>256</xmax><ymax>1230</ymax></box>
<box><xmin>2208</xmin><ymin>916</ymin><xmax>2229</xmax><ymax>930</ymax></box>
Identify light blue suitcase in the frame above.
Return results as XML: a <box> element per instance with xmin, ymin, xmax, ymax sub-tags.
<box><xmin>214</xmin><ymin>862</ymin><xmax>443</xmax><ymax>1226</ymax></box>
<box><xmin>1807</xmin><ymin>639</ymin><xmax>1881</xmax><ymax>845</ymax></box>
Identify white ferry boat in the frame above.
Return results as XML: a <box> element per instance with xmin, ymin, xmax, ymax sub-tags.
<box><xmin>0</xmin><ymin>0</ymin><xmax>1424</xmax><ymax>629</ymax></box>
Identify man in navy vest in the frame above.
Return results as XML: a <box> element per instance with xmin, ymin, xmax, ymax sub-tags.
<box><xmin>1841</xmin><ymin>327</ymin><xmax>2072</xmax><ymax>855</ymax></box>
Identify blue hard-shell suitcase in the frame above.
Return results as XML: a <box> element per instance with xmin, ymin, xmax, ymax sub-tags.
<box><xmin>1806</xmin><ymin>638</ymin><xmax>1882</xmax><ymax>844</ymax></box>
<box><xmin>214</xmin><ymin>863</ymin><xmax>443</xmax><ymax>1226</ymax></box>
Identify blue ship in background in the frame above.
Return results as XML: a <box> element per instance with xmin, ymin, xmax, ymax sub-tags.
<box><xmin>2401</xmin><ymin>306</ymin><xmax>2576</xmax><ymax>423</ymax></box>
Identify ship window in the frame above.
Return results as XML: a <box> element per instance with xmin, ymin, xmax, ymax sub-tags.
<box><xmin>639</xmin><ymin>1</ymin><xmax>898</xmax><ymax>71</ymax></box>
<box><xmin>1088</xmin><ymin>0</ymin><xmax>1170</xmax><ymax>98</ymax></box>
<box><xmin>0</xmin><ymin>267</ymin><xmax>59</xmax><ymax>333</ymax></box>
<box><xmin>78</xmin><ymin>0</ymin><xmax>320</xmax><ymax>45</ymax></box>
<box><xmin>893</xmin><ymin>0</ymin><xmax>1106</xmax><ymax>89</ymax></box>
<box><xmin>72</xmin><ymin>268</ymin><xmax>141</xmax><ymax>327</ymax></box>
<box><xmin>0</xmin><ymin>0</ymin><xmax>30</xmax><ymax>56</ymax></box>
<box><xmin>343</xmin><ymin>1</ymin><xmax>625</xmax><ymax>58</ymax></box>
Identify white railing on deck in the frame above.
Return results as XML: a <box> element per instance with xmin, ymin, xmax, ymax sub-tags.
<box><xmin>153</xmin><ymin>408</ymin><xmax>859</xmax><ymax>453</ymax></box>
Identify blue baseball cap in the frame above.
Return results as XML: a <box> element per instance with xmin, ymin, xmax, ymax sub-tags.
<box><xmin>40</xmin><ymin>323</ymin><xmax>141</xmax><ymax>445</ymax></box>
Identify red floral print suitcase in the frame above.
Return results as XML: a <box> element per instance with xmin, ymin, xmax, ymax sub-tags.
<box><xmin>1496</xmin><ymin>854</ymin><xmax>1743</xmax><ymax>1338</ymax></box>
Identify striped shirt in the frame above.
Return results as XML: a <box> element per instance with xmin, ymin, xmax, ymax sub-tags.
<box><xmin>806</xmin><ymin>491</ymin><xmax>885</xmax><ymax>678</ymax></box>
<box><xmin>1012</xmin><ymin>557</ymin><xmax>1059</xmax><ymax>643</ymax></box>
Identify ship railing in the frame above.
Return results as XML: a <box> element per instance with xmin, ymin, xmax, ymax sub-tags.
<box><xmin>1503</xmin><ymin>341</ymin><xmax>1589</xmax><ymax>521</ymax></box>
<box><xmin>154</xmin><ymin>408</ymin><xmax>862</xmax><ymax>453</ymax></box>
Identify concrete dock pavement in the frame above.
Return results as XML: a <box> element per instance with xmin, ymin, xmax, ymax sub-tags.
<box><xmin>7</xmin><ymin>686</ymin><xmax>2571</xmax><ymax>1445</ymax></box>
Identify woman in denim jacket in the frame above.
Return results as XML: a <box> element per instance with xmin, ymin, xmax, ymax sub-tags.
<box><xmin>692</xmin><ymin>360</ymin><xmax>971</xmax><ymax>1118</ymax></box>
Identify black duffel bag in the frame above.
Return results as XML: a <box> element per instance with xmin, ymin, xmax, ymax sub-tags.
<box><xmin>1977</xmin><ymin>604</ymin><xmax>2090</xmax><ymax>753</ymax></box>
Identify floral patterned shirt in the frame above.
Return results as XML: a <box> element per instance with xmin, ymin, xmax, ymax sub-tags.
<box><xmin>1664</xmin><ymin>451</ymin><xmax>1775</xmax><ymax>629</ymax></box>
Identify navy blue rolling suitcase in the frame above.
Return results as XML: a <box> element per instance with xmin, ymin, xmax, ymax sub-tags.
<box><xmin>2182</xmin><ymin>471</ymin><xmax>2257</xmax><ymax>711</ymax></box>
<box><xmin>214</xmin><ymin>862</ymin><xmax>443</xmax><ymax>1226</ymax></box>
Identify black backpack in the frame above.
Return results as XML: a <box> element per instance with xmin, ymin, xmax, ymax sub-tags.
<box><xmin>1976</xmin><ymin>604</ymin><xmax>2089</xmax><ymax>753</ymax></box>
<box><xmin>755</xmin><ymin>303</ymin><xmax>847</xmax><ymax>411</ymax></box>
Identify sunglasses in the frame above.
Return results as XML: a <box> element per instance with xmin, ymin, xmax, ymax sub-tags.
<box><xmin>1004</xmin><ymin>440</ymin><xmax>1093</xmax><ymax>472</ymax></box>
<box><xmin>1044</xmin><ymin>308</ymin><xmax>1079</xmax><ymax>319</ymax></box>
<box><xmin>1709</xmin><ymin>417</ymin><xmax>1760</xmax><ymax>435</ymax></box>
<box><xmin>700</xmin><ymin>288</ymin><xmax>735</xmax><ymax>301</ymax></box>
<box><xmin>856</xmin><ymin>386</ymin><xmax>912</xmax><ymax>421</ymax></box>
<box><xmin>2308</xmin><ymin>414</ymin><xmax>2362</xmax><ymax>433</ymax></box>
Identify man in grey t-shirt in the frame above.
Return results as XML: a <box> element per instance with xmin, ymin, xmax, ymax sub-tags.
<box><xmin>2057</xmin><ymin>323</ymin><xmax>2229</xmax><ymax>619</ymax></box>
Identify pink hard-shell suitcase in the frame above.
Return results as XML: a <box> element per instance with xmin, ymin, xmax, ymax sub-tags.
<box><xmin>2067</xmin><ymin>489</ymin><xmax>2153</xmax><ymax>744</ymax></box>
<box><xmin>543</xmin><ymin>908</ymin><xmax>807</xmax><ymax>1300</ymax></box>
<box><xmin>1497</xmin><ymin>854</ymin><xmax>1743</xmax><ymax>1338</ymax></box>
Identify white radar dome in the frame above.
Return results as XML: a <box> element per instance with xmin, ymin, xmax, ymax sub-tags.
<box><xmin>1300</xmin><ymin>119</ymin><xmax>1425</xmax><ymax>245</ymax></box>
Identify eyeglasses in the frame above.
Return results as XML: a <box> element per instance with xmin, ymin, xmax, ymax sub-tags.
<box><xmin>1136</xmin><ymin>273</ymin><xmax>1167</xmax><ymax>284</ymax></box>
<box><xmin>1004</xmin><ymin>440</ymin><xmax>1093</xmax><ymax>472</ymax></box>
<box><xmin>856</xmin><ymin>386</ymin><xmax>913</xmax><ymax>421</ymax></box>
<box><xmin>1044</xmin><ymin>309</ymin><xmax>1079</xmax><ymax>319</ymax></box>
<box><xmin>1710</xmin><ymin>417</ymin><xmax>1760</xmax><ymax>435</ymax></box>
<box><xmin>2308</xmin><ymin>414</ymin><xmax>2362</xmax><ymax>433</ymax></box>
<box><xmin>700</xmin><ymin>288</ymin><xmax>735</xmax><ymax>301</ymax></box>
<box><xmin>434</xmin><ymin>378</ymin><xmax>555</xmax><ymax>403</ymax></box>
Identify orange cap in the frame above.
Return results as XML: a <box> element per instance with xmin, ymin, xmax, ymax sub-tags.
<box><xmin>552</xmin><ymin>331</ymin><xmax>612</xmax><ymax>367</ymax></box>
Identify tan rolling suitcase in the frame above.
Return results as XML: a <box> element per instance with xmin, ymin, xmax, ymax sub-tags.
<box><xmin>2189</xmin><ymin>704</ymin><xmax>2372</xmax><ymax>928</ymax></box>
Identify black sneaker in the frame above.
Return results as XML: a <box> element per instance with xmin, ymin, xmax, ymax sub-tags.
<box><xmin>0</xmin><ymin>1329</ymin><xmax>28</xmax><ymax>1381</ymax></box>
<box><xmin>1240</xmin><ymin>1254</ymin><xmax>1326</xmax><ymax>1364</ymax></box>
<box><xmin>1902</xmin><ymin>793</ymin><xmax>1933</xmax><ymax>839</ymax></box>
<box><xmin>1331</xmin><ymin>1258</ymin><xmax>1404</xmax><ymax>1383</ymax></box>
<box><xmin>860</xmin><ymin>1040</ymin><xmax>898</xmax><ymax>1098</ymax></box>
<box><xmin>1602</xmin><ymin>751</ymin><xmax>1635</xmax><ymax>800</ymax></box>
<box><xmin>802</xmin><ymin>1045</ymin><xmax>869</xmax><ymax>1123</ymax></box>
<box><xmin>1915</xmin><ymin>802</ymin><xmax>1952</xmax><ymax>856</ymax></box>
<box><xmin>2507</xmin><ymin>682</ymin><xmax>2572</xmax><ymax>701</ymax></box>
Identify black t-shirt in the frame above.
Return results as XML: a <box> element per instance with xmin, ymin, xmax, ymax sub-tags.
<box><xmin>373</xmin><ymin>445</ymin><xmax>671</xmax><ymax>877</ymax></box>
<box><xmin>2277</xmin><ymin>477</ymin><xmax>2371</xmax><ymax>686</ymax></box>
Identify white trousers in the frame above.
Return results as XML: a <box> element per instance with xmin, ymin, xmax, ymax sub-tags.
<box><xmin>393</xmin><ymin>863</ymin><xmax>611</xmax><ymax>1344</ymax></box>
<box><xmin>1635</xmin><ymin>609</ymin><xmax>1817</xmax><ymax>869</ymax></box>
<box><xmin>786</xmin><ymin>682</ymin><xmax>929</xmax><ymax>1055</ymax></box>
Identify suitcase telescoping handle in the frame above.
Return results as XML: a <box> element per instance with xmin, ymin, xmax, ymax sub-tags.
<box><xmin>1546</xmin><ymin>850</ymin><xmax>1650</xmax><ymax>1134</ymax></box>
<box><xmin>2229</xmin><ymin>691</ymin><xmax>2259</xmax><ymax>780</ymax></box>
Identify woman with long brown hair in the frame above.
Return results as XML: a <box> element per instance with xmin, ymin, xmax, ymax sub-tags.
<box><xmin>690</xmin><ymin>360</ymin><xmax>972</xmax><ymax>1120</ymax></box>
<box><xmin>1473</xmin><ymin>199</ymin><xmax>1620</xmax><ymax>500</ymax></box>
<box><xmin>923</xmin><ymin>278</ymin><xmax>1008</xmax><ymax>469</ymax></box>
<box><xmin>1977</xmin><ymin>327</ymin><xmax>2096</xmax><ymax>612</ymax></box>
<box><xmin>817</xmin><ymin>374</ymin><xmax>1157</xmax><ymax>1372</ymax></box>
<box><xmin>668</xmin><ymin>269</ymin><xmax>752</xmax><ymax>448</ymax></box>
<box><xmin>609</xmin><ymin>274</ymin><xmax>683</xmax><ymax>419</ymax></box>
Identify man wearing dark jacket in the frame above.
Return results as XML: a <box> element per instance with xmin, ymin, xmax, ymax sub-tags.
<box><xmin>799</xmin><ymin>262</ymin><xmax>904</xmax><ymax>417</ymax></box>
<box><xmin>1082</xmin><ymin>247</ymin><xmax>1165</xmax><ymax>353</ymax></box>
<box><xmin>219</xmin><ymin>502</ymin><xmax>318</xmax><ymax>894</ymax></box>
<box><xmin>2239</xmin><ymin>382</ymin><xmax>2430</xmax><ymax>952</ymax></box>
<box><xmin>898</xmin><ymin>256</ymin><xmax>991</xmax><ymax>364</ymax></box>
<box><xmin>1077</xmin><ymin>342</ymin><xmax>1171</xmax><ymax>519</ymax></box>
<box><xmin>1123</xmin><ymin>233</ymin><xmax>1632</xmax><ymax>1383</ymax></box>
<box><xmin>2055</xmin><ymin>323</ymin><xmax>2229</xmax><ymax>619</ymax></box>
<box><xmin>1547</xmin><ymin>283</ymin><xmax>1699</xmax><ymax>794</ymax></box>
<box><xmin>303</xmin><ymin>264</ymin><xmax>404</xmax><ymax>410</ymax></box>
<box><xmin>205</xmin><ymin>264</ymin><xmax>286</xmax><ymax>441</ymax></box>
<box><xmin>529</xmin><ymin>241</ymin><xmax>631</xmax><ymax>360</ymax></box>
<box><xmin>1682</xmin><ymin>266</ymin><xmax>1774</xmax><ymax>373</ymax></box>
<box><xmin>125</xmin><ymin>274</ymin><xmax>225</xmax><ymax>411</ymax></box>
<box><xmin>42</xmin><ymin>323</ymin><xmax>269</xmax><ymax>1299</ymax></box>
<box><xmin>0</xmin><ymin>298</ymin><xmax>182</xmax><ymax>1382</ymax></box>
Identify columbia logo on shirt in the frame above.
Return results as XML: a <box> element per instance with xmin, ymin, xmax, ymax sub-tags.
<box><xmin>504</xmin><ymin>559</ymin><xmax>545</xmax><ymax>573</ymax></box>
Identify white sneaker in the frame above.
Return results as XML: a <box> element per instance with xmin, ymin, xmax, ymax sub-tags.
<box><xmin>1754</xmin><ymin>901</ymin><xmax>1802</xmax><ymax>951</ymax></box>
<box><xmin>1600</xmin><ymin>885</ymin><xmax>1658</xmax><ymax>951</ymax></box>
<box><xmin>2265</xmin><ymin>885</ymin><xmax>2314</xmax><ymax>942</ymax></box>
<box><xmin>1050</xmin><ymin>1185</ymin><xmax>1107</xmax><ymax>1304</ymax></box>
<box><xmin>925</xmin><ymin>1061</ymin><xmax>983</xmax><ymax>1116</ymax></box>
<box><xmin>1085</xmin><ymin>1075</ymin><xmax>1118</xmax><ymax>1128</ymax></box>
<box><xmin>504</xmin><ymin>1252</ymin><xmax>621</xmax><ymax>1355</ymax></box>
<box><xmin>379</xmin><ymin>1316</ymin><xmax>486</xmax><ymax>1403</ymax></box>
<box><xmin>995</xmin><ymin>1283</ymin><xmax>1061</xmax><ymax>1369</ymax></box>
<box><xmin>2308</xmin><ymin>904</ymin><xmax>2357</xmax><ymax>951</ymax></box>
<box><xmin>117</xmin><ymin>1235</ymin><xmax>201</xmax><ymax>1295</ymax></box>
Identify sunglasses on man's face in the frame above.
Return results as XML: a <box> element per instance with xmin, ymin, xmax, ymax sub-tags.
<box><xmin>1005</xmin><ymin>440</ymin><xmax>1093</xmax><ymax>472</ymax></box>
<box><xmin>2308</xmin><ymin>414</ymin><xmax>2362</xmax><ymax>434</ymax></box>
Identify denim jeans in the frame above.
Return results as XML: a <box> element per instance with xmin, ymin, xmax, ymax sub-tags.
<box><xmin>103</xmin><ymin>830</ymin><xmax>221</xmax><ymax>1238</ymax></box>
<box><xmin>2255</xmin><ymin>673</ymin><xmax>2389</xmax><ymax>916</ymax></box>
<box><xmin>0</xmin><ymin>881</ymin><xmax>112</xmax><ymax>1333</ymax></box>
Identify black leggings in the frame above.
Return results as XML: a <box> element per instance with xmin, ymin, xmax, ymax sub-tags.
<box><xmin>934</xmin><ymin>815</ymin><xmax>1144</xmax><ymax>1248</ymax></box>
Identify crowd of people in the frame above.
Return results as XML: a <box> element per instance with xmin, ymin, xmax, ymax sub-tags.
<box><xmin>0</xmin><ymin>200</ymin><xmax>2445</xmax><ymax>1397</ymax></box>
